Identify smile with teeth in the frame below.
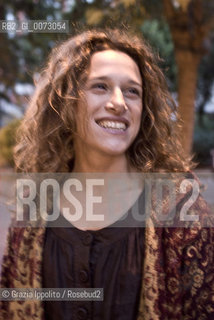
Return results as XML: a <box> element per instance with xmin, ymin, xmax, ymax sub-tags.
<box><xmin>97</xmin><ymin>120</ymin><xmax>127</xmax><ymax>130</ymax></box>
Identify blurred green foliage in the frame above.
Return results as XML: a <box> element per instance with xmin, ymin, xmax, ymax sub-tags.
<box><xmin>193</xmin><ymin>113</ymin><xmax>214</xmax><ymax>167</ymax></box>
<box><xmin>0</xmin><ymin>119</ymin><xmax>21</xmax><ymax>167</ymax></box>
<box><xmin>141</xmin><ymin>19</ymin><xmax>177</xmax><ymax>90</ymax></box>
<box><xmin>0</xmin><ymin>0</ymin><xmax>213</xmax><ymax>168</ymax></box>
<box><xmin>197</xmin><ymin>40</ymin><xmax>214</xmax><ymax>116</ymax></box>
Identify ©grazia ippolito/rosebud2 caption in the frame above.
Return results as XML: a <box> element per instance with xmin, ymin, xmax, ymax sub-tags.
<box><xmin>0</xmin><ymin>288</ymin><xmax>103</xmax><ymax>301</ymax></box>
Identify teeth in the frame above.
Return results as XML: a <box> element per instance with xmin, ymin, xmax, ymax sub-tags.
<box><xmin>98</xmin><ymin>121</ymin><xmax>126</xmax><ymax>130</ymax></box>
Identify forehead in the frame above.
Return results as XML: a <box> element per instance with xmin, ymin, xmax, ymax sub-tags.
<box><xmin>87</xmin><ymin>49</ymin><xmax>142</xmax><ymax>84</ymax></box>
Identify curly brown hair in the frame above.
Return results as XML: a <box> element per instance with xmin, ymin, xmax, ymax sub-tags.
<box><xmin>14</xmin><ymin>28</ymin><xmax>192</xmax><ymax>173</ymax></box>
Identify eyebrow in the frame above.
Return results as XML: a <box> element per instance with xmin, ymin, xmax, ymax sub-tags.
<box><xmin>87</xmin><ymin>76</ymin><xmax>142</xmax><ymax>89</ymax></box>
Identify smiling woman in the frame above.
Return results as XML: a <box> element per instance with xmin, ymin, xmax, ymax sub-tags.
<box><xmin>73</xmin><ymin>49</ymin><xmax>143</xmax><ymax>172</ymax></box>
<box><xmin>1</xmin><ymin>29</ymin><xmax>214</xmax><ymax>320</ymax></box>
<box><xmin>13</xmin><ymin>28</ymin><xmax>190</xmax><ymax>173</ymax></box>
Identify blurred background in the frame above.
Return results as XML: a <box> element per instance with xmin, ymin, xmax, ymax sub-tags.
<box><xmin>0</xmin><ymin>0</ymin><xmax>214</xmax><ymax>169</ymax></box>
<box><xmin>0</xmin><ymin>0</ymin><xmax>214</xmax><ymax>270</ymax></box>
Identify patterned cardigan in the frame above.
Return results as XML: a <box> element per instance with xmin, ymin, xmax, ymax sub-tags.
<box><xmin>1</xmin><ymin>179</ymin><xmax>214</xmax><ymax>320</ymax></box>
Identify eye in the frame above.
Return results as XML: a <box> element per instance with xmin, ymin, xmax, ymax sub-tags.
<box><xmin>92</xmin><ymin>83</ymin><xmax>108</xmax><ymax>91</ymax></box>
<box><xmin>126</xmin><ymin>87</ymin><xmax>140</xmax><ymax>97</ymax></box>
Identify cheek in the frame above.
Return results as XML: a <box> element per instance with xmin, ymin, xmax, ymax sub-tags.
<box><xmin>134</xmin><ymin>105</ymin><xmax>143</xmax><ymax>126</ymax></box>
<box><xmin>133</xmin><ymin>109</ymin><xmax>142</xmax><ymax>136</ymax></box>
<box><xmin>87</xmin><ymin>94</ymin><xmax>106</xmax><ymax>113</ymax></box>
<box><xmin>75</xmin><ymin>101</ymin><xmax>89</xmax><ymax>136</ymax></box>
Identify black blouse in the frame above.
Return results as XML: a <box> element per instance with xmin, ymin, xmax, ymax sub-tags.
<box><xmin>42</xmin><ymin>191</ymin><xmax>145</xmax><ymax>320</ymax></box>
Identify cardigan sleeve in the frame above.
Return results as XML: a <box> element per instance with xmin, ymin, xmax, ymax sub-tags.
<box><xmin>0</xmin><ymin>227</ymin><xmax>25</xmax><ymax>319</ymax></box>
<box><xmin>137</xmin><ymin>175</ymin><xmax>214</xmax><ymax>320</ymax></box>
<box><xmin>0</xmin><ymin>226</ymin><xmax>45</xmax><ymax>320</ymax></box>
<box><xmin>160</xmin><ymin>193</ymin><xmax>214</xmax><ymax>320</ymax></box>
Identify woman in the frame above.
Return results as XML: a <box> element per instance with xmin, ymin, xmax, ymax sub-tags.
<box><xmin>1</xmin><ymin>29</ymin><xmax>213</xmax><ymax>320</ymax></box>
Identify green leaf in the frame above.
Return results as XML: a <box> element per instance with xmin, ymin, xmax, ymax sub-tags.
<box><xmin>86</xmin><ymin>8</ymin><xmax>104</xmax><ymax>25</ymax></box>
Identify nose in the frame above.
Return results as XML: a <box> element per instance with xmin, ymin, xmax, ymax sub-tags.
<box><xmin>105</xmin><ymin>87</ymin><xmax>127</xmax><ymax>114</ymax></box>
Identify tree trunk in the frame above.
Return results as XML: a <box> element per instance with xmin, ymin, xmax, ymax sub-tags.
<box><xmin>163</xmin><ymin>0</ymin><xmax>212</xmax><ymax>156</ymax></box>
<box><xmin>175</xmin><ymin>50</ymin><xmax>201</xmax><ymax>155</ymax></box>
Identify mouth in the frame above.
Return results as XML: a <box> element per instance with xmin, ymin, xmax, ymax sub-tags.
<box><xmin>95</xmin><ymin>119</ymin><xmax>128</xmax><ymax>131</ymax></box>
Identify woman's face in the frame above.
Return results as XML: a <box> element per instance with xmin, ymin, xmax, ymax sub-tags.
<box><xmin>74</xmin><ymin>49</ymin><xmax>143</xmax><ymax>160</ymax></box>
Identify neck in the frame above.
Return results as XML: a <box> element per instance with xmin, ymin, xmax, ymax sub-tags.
<box><xmin>73</xmin><ymin>150</ymin><xmax>133</xmax><ymax>173</ymax></box>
